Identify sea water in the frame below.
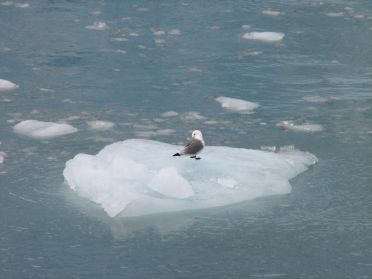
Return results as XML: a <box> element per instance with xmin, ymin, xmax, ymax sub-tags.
<box><xmin>1</xmin><ymin>1</ymin><xmax>372</xmax><ymax>278</ymax></box>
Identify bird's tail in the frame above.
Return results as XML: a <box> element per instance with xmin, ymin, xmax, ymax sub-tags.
<box><xmin>173</xmin><ymin>153</ymin><xmax>181</xmax><ymax>156</ymax></box>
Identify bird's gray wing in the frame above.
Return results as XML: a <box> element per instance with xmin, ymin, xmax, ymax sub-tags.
<box><xmin>182</xmin><ymin>138</ymin><xmax>204</xmax><ymax>155</ymax></box>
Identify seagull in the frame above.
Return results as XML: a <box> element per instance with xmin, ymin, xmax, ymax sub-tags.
<box><xmin>173</xmin><ymin>130</ymin><xmax>205</xmax><ymax>160</ymax></box>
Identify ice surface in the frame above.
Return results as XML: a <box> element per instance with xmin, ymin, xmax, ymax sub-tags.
<box><xmin>216</xmin><ymin>96</ymin><xmax>259</xmax><ymax>114</ymax></box>
<box><xmin>63</xmin><ymin>139</ymin><xmax>317</xmax><ymax>217</ymax></box>
<box><xmin>13</xmin><ymin>120</ymin><xmax>78</xmax><ymax>139</ymax></box>
<box><xmin>242</xmin><ymin>32</ymin><xmax>285</xmax><ymax>42</ymax></box>
<box><xmin>277</xmin><ymin>120</ymin><xmax>324</xmax><ymax>133</ymax></box>
<box><xmin>0</xmin><ymin>79</ymin><xmax>19</xmax><ymax>92</ymax></box>
<box><xmin>87</xmin><ymin>120</ymin><xmax>115</xmax><ymax>131</ymax></box>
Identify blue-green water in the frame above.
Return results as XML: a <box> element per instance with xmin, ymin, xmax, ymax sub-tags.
<box><xmin>1</xmin><ymin>1</ymin><xmax>372</xmax><ymax>278</ymax></box>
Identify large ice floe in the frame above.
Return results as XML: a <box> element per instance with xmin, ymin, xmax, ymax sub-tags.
<box><xmin>14</xmin><ymin>120</ymin><xmax>78</xmax><ymax>139</ymax></box>
<box><xmin>63</xmin><ymin>139</ymin><xmax>317</xmax><ymax>218</ymax></box>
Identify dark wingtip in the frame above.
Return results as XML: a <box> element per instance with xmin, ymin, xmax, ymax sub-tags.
<box><xmin>173</xmin><ymin>153</ymin><xmax>180</xmax><ymax>156</ymax></box>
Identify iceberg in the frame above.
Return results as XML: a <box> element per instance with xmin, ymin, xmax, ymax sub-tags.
<box><xmin>13</xmin><ymin>120</ymin><xmax>78</xmax><ymax>139</ymax></box>
<box><xmin>63</xmin><ymin>139</ymin><xmax>317</xmax><ymax>218</ymax></box>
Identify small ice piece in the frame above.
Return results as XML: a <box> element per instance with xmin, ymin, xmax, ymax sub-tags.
<box><xmin>325</xmin><ymin>12</ymin><xmax>344</xmax><ymax>17</ymax></box>
<box><xmin>13</xmin><ymin>120</ymin><xmax>78</xmax><ymax>139</ymax></box>
<box><xmin>242</xmin><ymin>32</ymin><xmax>285</xmax><ymax>42</ymax></box>
<box><xmin>87</xmin><ymin>120</ymin><xmax>115</xmax><ymax>131</ymax></box>
<box><xmin>112</xmin><ymin>37</ymin><xmax>128</xmax><ymax>42</ymax></box>
<box><xmin>1</xmin><ymin>1</ymin><xmax>14</xmax><ymax>6</ymax></box>
<box><xmin>262</xmin><ymin>10</ymin><xmax>281</xmax><ymax>16</ymax></box>
<box><xmin>216</xmin><ymin>96</ymin><xmax>259</xmax><ymax>114</ymax></box>
<box><xmin>115</xmin><ymin>49</ymin><xmax>127</xmax><ymax>54</ymax></box>
<box><xmin>85</xmin><ymin>21</ymin><xmax>108</xmax><ymax>31</ymax></box>
<box><xmin>0</xmin><ymin>79</ymin><xmax>19</xmax><ymax>92</ymax></box>
<box><xmin>241</xmin><ymin>24</ymin><xmax>251</xmax><ymax>30</ymax></box>
<box><xmin>0</xmin><ymin>151</ymin><xmax>6</xmax><ymax>164</ymax></box>
<box><xmin>277</xmin><ymin>120</ymin><xmax>324</xmax><ymax>133</ymax></box>
<box><xmin>153</xmin><ymin>30</ymin><xmax>166</xmax><ymax>36</ymax></box>
<box><xmin>303</xmin><ymin>96</ymin><xmax>329</xmax><ymax>103</ymax></box>
<box><xmin>39</xmin><ymin>88</ymin><xmax>55</xmax><ymax>93</ymax></box>
<box><xmin>168</xmin><ymin>29</ymin><xmax>181</xmax><ymax>35</ymax></box>
<box><xmin>2</xmin><ymin>2</ymin><xmax>30</xmax><ymax>8</ymax></box>
<box><xmin>261</xmin><ymin>146</ymin><xmax>276</xmax><ymax>152</ymax></box>
<box><xmin>183</xmin><ymin>111</ymin><xmax>206</xmax><ymax>121</ymax></box>
<box><xmin>160</xmin><ymin>111</ymin><xmax>179</xmax><ymax>117</ymax></box>
<box><xmin>90</xmin><ymin>10</ymin><xmax>101</xmax><ymax>15</ymax></box>
<box><xmin>129</xmin><ymin>32</ymin><xmax>139</xmax><ymax>37</ymax></box>
<box><xmin>14</xmin><ymin>2</ymin><xmax>29</xmax><ymax>8</ymax></box>
<box><xmin>63</xmin><ymin>139</ymin><xmax>318</xmax><ymax>217</ymax></box>
<box><xmin>149</xmin><ymin>167</ymin><xmax>194</xmax><ymax>199</ymax></box>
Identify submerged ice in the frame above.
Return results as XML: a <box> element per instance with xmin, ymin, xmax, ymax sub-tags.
<box><xmin>63</xmin><ymin>139</ymin><xmax>317</xmax><ymax>218</ymax></box>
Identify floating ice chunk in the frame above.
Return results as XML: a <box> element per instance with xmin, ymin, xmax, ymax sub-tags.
<box><xmin>261</xmin><ymin>146</ymin><xmax>276</xmax><ymax>152</ymax></box>
<box><xmin>14</xmin><ymin>2</ymin><xmax>29</xmax><ymax>8</ymax></box>
<box><xmin>183</xmin><ymin>111</ymin><xmax>206</xmax><ymax>121</ymax></box>
<box><xmin>262</xmin><ymin>10</ymin><xmax>281</xmax><ymax>16</ymax></box>
<box><xmin>85</xmin><ymin>21</ymin><xmax>108</xmax><ymax>31</ymax></box>
<box><xmin>325</xmin><ymin>12</ymin><xmax>344</xmax><ymax>17</ymax></box>
<box><xmin>115</xmin><ymin>49</ymin><xmax>127</xmax><ymax>54</ymax></box>
<box><xmin>277</xmin><ymin>120</ymin><xmax>324</xmax><ymax>133</ymax></box>
<box><xmin>168</xmin><ymin>29</ymin><xmax>181</xmax><ymax>35</ymax></box>
<box><xmin>241</xmin><ymin>25</ymin><xmax>251</xmax><ymax>30</ymax></box>
<box><xmin>153</xmin><ymin>30</ymin><xmax>166</xmax><ymax>36</ymax></box>
<box><xmin>0</xmin><ymin>151</ymin><xmax>6</xmax><ymax>164</ymax></box>
<box><xmin>1</xmin><ymin>1</ymin><xmax>29</xmax><ymax>7</ymax></box>
<box><xmin>303</xmin><ymin>95</ymin><xmax>329</xmax><ymax>103</ymax></box>
<box><xmin>13</xmin><ymin>120</ymin><xmax>78</xmax><ymax>139</ymax></box>
<box><xmin>242</xmin><ymin>32</ymin><xmax>285</xmax><ymax>42</ymax></box>
<box><xmin>63</xmin><ymin>139</ymin><xmax>318</xmax><ymax>217</ymax></box>
<box><xmin>112</xmin><ymin>37</ymin><xmax>128</xmax><ymax>42</ymax></box>
<box><xmin>160</xmin><ymin>111</ymin><xmax>178</xmax><ymax>117</ymax></box>
<box><xmin>90</xmin><ymin>10</ymin><xmax>101</xmax><ymax>16</ymax></box>
<box><xmin>0</xmin><ymin>79</ymin><xmax>19</xmax><ymax>92</ymax></box>
<box><xmin>87</xmin><ymin>120</ymin><xmax>115</xmax><ymax>131</ymax></box>
<box><xmin>216</xmin><ymin>96</ymin><xmax>259</xmax><ymax>114</ymax></box>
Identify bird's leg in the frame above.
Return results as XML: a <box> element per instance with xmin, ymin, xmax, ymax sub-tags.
<box><xmin>195</xmin><ymin>157</ymin><xmax>201</xmax><ymax>160</ymax></box>
<box><xmin>190</xmin><ymin>155</ymin><xmax>196</xmax><ymax>159</ymax></box>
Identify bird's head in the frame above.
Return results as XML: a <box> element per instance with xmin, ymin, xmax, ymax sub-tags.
<box><xmin>191</xmin><ymin>130</ymin><xmax>203</xmax><ymax>141</ymax></box>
